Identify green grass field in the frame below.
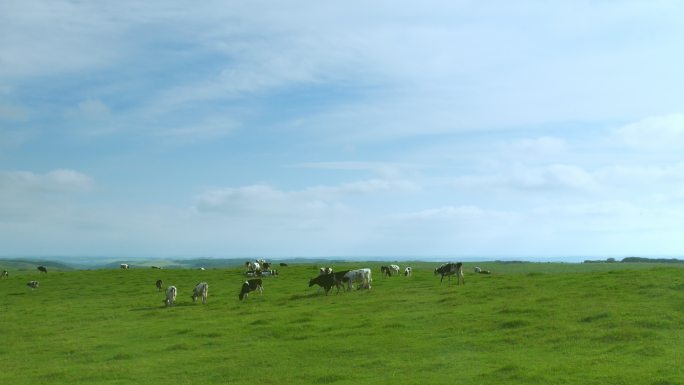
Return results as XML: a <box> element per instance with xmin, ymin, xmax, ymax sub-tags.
<box><xmin>1</xmin><ymin>262</ymin><xmax>683</xmax><ymax>385</ymax></box>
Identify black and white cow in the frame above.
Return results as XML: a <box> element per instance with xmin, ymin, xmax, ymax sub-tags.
<box><xmin>389</xmin><ymin>264</ymin><xmax>400</xmax><ymax>276</ymax></box>
<box><xmin>164</xmin><ymin>286</ymin><xmax>177</xmax><ymax>307</ymax></box>
<box><xmin>434</xmin><ymin>262</ymin><xmax>464</xmax><ymax>285</ymax></box>
<box><xmin>319</xmin><ymin>267</ymin><xmax>333</xmax><ymax>275</ymax></box>
<box><xmin>37</xmin><ymin>266</ymin><xmax>48</xmax><ymax>274</ymax></box>
<box><xmin>120</xmin><ymin>264</ymin><xmax>129</xmax><ymax>270</ymax></box>
<box><xmin>1</xmin><ymin>270</ymin><xmax>8</xmax><ymax>278</ymax></box>
<box><xmin>191</xmin><ymin>282</ymin><xmax>209</xmax><ymax>304</ymax></box>
<box><xmin>239</xmin><ymin>279</ymin><xmax>263</xmax><ymax>300</ymax></box>
<box><xmin>156</xmin><ymin>279</ymin><xmax>163</xmax><ymax>292</ymax></box>
<box><xmin>343</xmin><ymin>268</ymin><xmax>372</xmax><ymax>291</ymax></box>
<box><xmin>27</xmin><ymin>280</ymin><xmax>39</xmax><ymax>289</ymax></box>
<box><xmin>309</xmin><ymin>273</ymin><xmax>344</xmax><ymax>295</ymax></box>
<box><xmin>404</xmin><ymin>267</ymin><xmax>412</xmax><ymax>277</ymax></box>
<box><xmin>380</xmin><ymin>266</ymin><xmax>392</xmax><ymax>277</ymax></box>
<box><xmin>151</xmin><ymin>266</ymin><xmax>162</xmax><ymax>269</ymax></box>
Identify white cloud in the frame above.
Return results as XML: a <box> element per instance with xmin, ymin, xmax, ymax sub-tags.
<box><xmin>596</xmin><ymin>162</ymin><xmax>684</xmax><ymax>186</ymax></box>
<box><xmin>0</xmin><ymin>169</ymin><xmax>94</xmax><ymax>227</ymax></box>
<box><xmin>0</xmin><ymin>104</ymin><xmax>29</xmax><ymax>121</ymax></box>
<box><xmin>0</xmin><ymin>169</ymin><xmax>93</xmax><ymax>194</ymax></box>
<box><xmin>64</xmin><ymin>99</ymin><xmax>111</xmax><ymax>121</ymax></box>
<box><xmin>510</xmin><ymin>164</ymin><xmax>598</xmax><ymax>191</ymax></box>
<box><xmin>151</xmin><ymin>118</ymin><xmax>239</xmax><ymax>141</ymax></box>
<box><xmin>450</xmin><ymin>163</ymin><xmax>598</xmax><ymax>193</ymax></box>
<box><xmin>391</xmin><ymin>205</ymin><xmax>512</xmax><ymax>222</ymax></box>
<box><xmin>194</xmin><ymin>178</ymin><xmax>419</xmax><ymax>218</ymax></box>
<box><xmin>614</xmin><ymin>113</ymin><xmax>684</xmax><ymax>149</ymax></box>
<box><xmin>193</xmin><ymin>184</ymin><xmax>347</xmax><ymax>218</ymax></box>
<box><xmin>505</xmin><ymin>137</ymin><xmax>567</xmax><ymax>160</ymax></box>
<box><xmin>292</xmin><ymin>161</ymin><xmax>420</xmax><ymax>179</ymax></box>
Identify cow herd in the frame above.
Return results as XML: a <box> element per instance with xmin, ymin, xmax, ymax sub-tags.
<box><xmin>2</xmin><ymin>261</ymin><xmax>484</xmax><ymax>307</ymax></box>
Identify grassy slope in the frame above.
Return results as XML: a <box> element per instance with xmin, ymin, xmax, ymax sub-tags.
<box><xmin>1</xmin><ymin>262</ymin><xmax>683</xmax><ymax>385</ymax></box>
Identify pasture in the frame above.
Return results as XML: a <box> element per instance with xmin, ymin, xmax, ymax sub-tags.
<box><xmin>1</xmin><ymin>262</ymin><xmax>683</xmax><ymax>384</ymax></box>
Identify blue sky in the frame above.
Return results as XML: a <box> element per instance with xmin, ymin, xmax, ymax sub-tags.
<box><xmin>2</xmin><ymin>1</ymin><xmax>684</xmax><ymax>261</ymax></box>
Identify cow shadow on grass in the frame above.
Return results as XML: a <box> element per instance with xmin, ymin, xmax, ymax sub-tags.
<box><xmin>289</xmin><ymin>291</ymin><xmax>344</xmax><ymax>301</ymax></box>
<box><xmin>130</xmin><ymin>302</ymin><xmax>196</xmax><ymax>311</ymax></box>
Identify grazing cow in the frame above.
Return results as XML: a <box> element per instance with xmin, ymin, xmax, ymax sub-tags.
<box><xmin>434</xmin><ymin>262</ymin><xmax>464</xmax><ymax>285</ymax></box>
<box><xmin>239</xmin><ymin>279</ymin><xmax>263</xmax><ymax>300</ymax></box>
<box><xmin>404</xmin><ymin>267</ymin><xmax>412</xmax><ymax>277</ymax></box>
<box><xmin>37</xmin><ymin>266</ymin><xmax>48</xmax><ymax>274</ymax></box>
<box><xmin>389</xmin><ymin>264</ymin><xmax>400</xmax><ymax>276</ymax></box>
<box><xmin>343</xmin><ymin>268</ymin><xmax>372</xmax><ymax>291</ymax></box>
<box><xmin>279</xmin><ymin>263</ymin><xmax>288</xmax><ymax>267</ymax></box>
<box><xmin>245</xmin><ymin>261</ymin><xmax>253</xmax><ymax>270</ymax></box>
<box><xmin>156</xmin><ymin>279</ymin><xmax>163</xmax><ymax>292</ymax></box>
<box><xmin>120</xmin><ymin>264</ymin><xmax>129</xmax><ymax>270</ymax></box>
<box><xmin>474</xmin><ymin>266</ymin><xmax>481</xmax><ymax>273</ymax></box>
<box><xmin>380</xmin><ymin>266</ymin><xmax>391</xmax><ymax>277</ymax></box>
<box><xmin>151</xmin><ymin>266</ymin><xmax>162</xmax><ymax>269</ymax></box>
<box><xmin>309</xmin><ymin>273</ymin><xmax>344</xmax><ymax>295</ymax></box>
<box><xmin>262</xmin><ymin>262</ymin><xmax>271</xmax><ymax>270</ymax></box>
<box><xmin>27</xmin><ymin>280</ymin><xmax>39</xmax><ymax>289</ymax></box>
<box><xmin>191</xmin><ymin>282</ymin><xmax>209</xmax><ymax>304</ymax></box>
<box><xmin>1</xmin><ymin>270</ymin><xmax>8</xmax><ymax>278</ymax></box>
<box><xmin>319</xmin><ymin>267</ymin><xmax>333</xmax><ymax>275</ymax></box>
<box><xmin>198</xmin><ymin>267</ymin><xmax>205</xmax><ymax>271</ymax></box>
<box><xmin>164</xmin><ymin>286</ymin><xmax>177</xmax><ymax>307</ymax></box>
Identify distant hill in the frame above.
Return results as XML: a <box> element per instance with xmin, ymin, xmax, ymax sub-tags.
<box><xmin>621</xmin><ymin>257</ymin><xmax>684</xmax><ymax>263</ymax></box>
<box><xmin>0</xmin><ymin>256</ymin><xmax>347</xmax><ymax>271</ymax></box>
<box><xmin>0</xmin><ymin>258</ymin><xmax>75</xmax><ymax>271</ymax></box>
<box><xmin>584</xmin><ymin>257</ymin><xmax>684</xmax><ymax>264</ymax></box>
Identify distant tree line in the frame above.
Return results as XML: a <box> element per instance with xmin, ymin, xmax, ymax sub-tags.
<box><xmin>584</xmin><ymin>257</ymin><xmax>684</xmax><ymax>264</ymax></box>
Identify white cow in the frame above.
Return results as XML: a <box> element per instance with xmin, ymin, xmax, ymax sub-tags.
<box><xmin>191</xmin><ymin>282</ymin><xmax>209</xmax><ymax>304</ymax></box>
<box><xmin>389</xmin><ymin>264</ymin><xmax>400</xmax><ymax>276</ymax></box>
<box><xmin>120</xmin><ymin>264</ymin><xmax>129</xmax><ymax>270</ymax></box>
<box><xmin>164</xmin><ymin>286</ymin><xmax>177</xmax><ymax>307</ymax></box>
<box><xmin>404</xmin><ymin>267</ymin><xmax>412</xmax><ymax>277</ymax></box>
<box><xmin>343</xmin><ymin>268</ymin><xmax>372</xmax><ymax>291</ymax></box>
